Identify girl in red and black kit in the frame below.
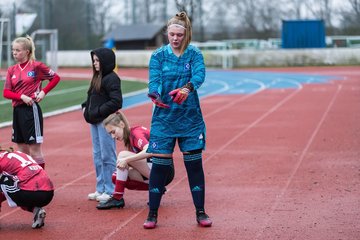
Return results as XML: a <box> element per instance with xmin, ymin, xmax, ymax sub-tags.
<box><xmin>0</xmin><ymin>146</ymin><xmax>54</xmax><ymax>229</ymax></box>
<box><xmin>96</xmin><ymin>110</ymin><xmax>174</xmax><ymax>209</ymax></box>
<box><xmin>3</xmin><ymin>36</ymin><xmax>60</xmax><ymax>169</ymax></box>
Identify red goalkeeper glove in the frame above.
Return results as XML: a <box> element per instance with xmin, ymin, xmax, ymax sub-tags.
<box><xmin>169</xmin><ymin>82</ymin><xmax>194</xmax><ymax>105</ymax></box>
<box><xmin>148</xmin><ymin>92</ymin><xmax>170</xmax><ymax>108</ymax></box>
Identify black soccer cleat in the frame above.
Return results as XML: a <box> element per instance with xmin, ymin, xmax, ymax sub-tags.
<box><xmin>96</xmin><ymin>197</ymin><xmax>125</xmax><ymax>210</ymax></box>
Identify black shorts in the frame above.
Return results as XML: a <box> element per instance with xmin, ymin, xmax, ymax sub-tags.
<box><xmin>12</xmin><ymin>103</ymin><xmax>43</xmax><ymax>144</ymax></box>
<box><xmin>8</xmin><ymin>190</ymin><xmax>54</xmax><ymax>212</ymax></box>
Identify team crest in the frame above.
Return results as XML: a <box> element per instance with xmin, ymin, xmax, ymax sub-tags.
<box><xmin>27</xmin><ymin>71</ymin><xmax>36</xmax><ymax>77</ymax></box>
<box><xmin>184</xmin><ymin>63</ymin><xmax>190</xmax><ymax>71</ymax></box>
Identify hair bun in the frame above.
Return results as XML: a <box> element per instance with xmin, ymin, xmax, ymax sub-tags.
<box><xmin>176</xmin><ymin>11</ymin><xmax>186</xmax><ymax>18</ymax></box>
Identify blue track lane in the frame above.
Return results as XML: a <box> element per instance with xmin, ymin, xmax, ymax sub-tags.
<box><xmin>122</xmin><ymin>70</ymin><xmax>341</xmax><ymax>109</ymax></box>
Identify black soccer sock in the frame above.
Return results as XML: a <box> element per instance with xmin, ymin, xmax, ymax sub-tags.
<box><xmin>148</xmin><ymin>157</ymin><xmax>173</xmax><ymax>212</ymax></box>
<box><xmin>184</xmin><ymin>151</ymin><xmax>205</xmax><ymax>211</ymax></box>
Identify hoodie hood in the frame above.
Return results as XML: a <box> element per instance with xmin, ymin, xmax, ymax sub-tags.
<box><xmin>91</xmin><ymin>47</ymin><xmax>115</xmax><ymax>76</ymax></box>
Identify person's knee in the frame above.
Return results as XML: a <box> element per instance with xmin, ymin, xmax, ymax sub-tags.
<box><xmin>118</xmin><ymin>150</ymin><xmax>134</xmax><ymax>159</ymax></box>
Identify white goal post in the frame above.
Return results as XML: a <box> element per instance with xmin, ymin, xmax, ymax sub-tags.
<box><xmin>31</xmin><ymin>29</ymin><xmax>58</xmax><ymax>72</ymax></box>
<box><xmin>0</xmin><ymin>18</ymin><xmax>11</xmax><ymax>69</ymax></box>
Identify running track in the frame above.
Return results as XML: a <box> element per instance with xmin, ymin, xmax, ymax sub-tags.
<box><xmin>0</xmin><ymin>66</ymin><xmax>359</xmax><ymax>239</ymax></box>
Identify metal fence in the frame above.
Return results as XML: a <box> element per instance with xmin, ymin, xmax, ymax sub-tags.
<box><xmin>192</xmin><ymin>36</ymin><xmax>360</xmax><ymax>51</ymax></box>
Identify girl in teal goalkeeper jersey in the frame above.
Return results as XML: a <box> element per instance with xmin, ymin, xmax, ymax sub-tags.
<box><xmin>144</xmin><ymin>11</ymin><xmax>212</xmax><ymax>229</ymax></box>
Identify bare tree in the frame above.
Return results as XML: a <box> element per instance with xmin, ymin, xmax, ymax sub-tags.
<box><xmin>338</xmin><ymin>0</ymin><xmax>360</xmax><ymax>34</ymax></box>
<box><xmin>258</xmin><ymin>0</ymin><xmax>283</xmax><ymax>38</ymax></box>
<box><xmin>90</xmin><ymin>0</ymin><xmax>115</xmax><ymax>35</ymax></box>
<box><xmin>304</xmin><ymin>0</ymin><xmax>334</xmax><ymax>28</ymax></box>
<box><xmin>174</xmin><ymin>0</ymin><xmax>196</xmax><ymax>20</ymax></box>
<box><xmin>8</xmin><ymin>0</ymin><xmax>360</xmax><ymax>49</ymax></box>
<box><xmin>348</xmin><ymin>0</ymin><xmax>360</xmax><ymax>21</ymax></box>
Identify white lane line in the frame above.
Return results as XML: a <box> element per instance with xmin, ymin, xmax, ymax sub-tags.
<box><xmin>102</xmin><ymin>86</ymin><xmax>301</xmax><ymax>240</ymax></box>
<box><xmin>254</xmin><ymin>84</ymin><xmax>342</xmax><ymax>240</ymax></box>
<box><xmin>203</xmin><ymin>79</ymin><xmax>266</xmax><ymax>119</ymax></box>
<box><xmin>0</xmin><ymin>137</ymin><xmax>94</xmax><ymax>220</ymax></box>
<box><xmin>0</xmin><ymin>86</ymin><xmax>89</xmax><ymax>105</ymax></box>
<box><xmin>272</xmin><ymin>78</ymin><xmax>303</xmax><ymax>89</ymax></box>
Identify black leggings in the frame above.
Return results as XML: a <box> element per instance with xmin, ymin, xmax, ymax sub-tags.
<box><xmin>8</xmin><ymin>190</ymin><xmax>54</xmax><ymax>212</ymax></box>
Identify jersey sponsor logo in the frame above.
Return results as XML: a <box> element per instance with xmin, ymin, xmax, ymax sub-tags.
<box><xmin>184</xmin><ymin>63</ymin><xmax>191</xmax><ymax>71</ymax></box>
<box><xmin>27</xmin><ymin>71</ymin><xmax>36</xmax><ymax>77</ymax></box>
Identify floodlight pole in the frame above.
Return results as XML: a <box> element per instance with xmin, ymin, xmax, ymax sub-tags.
<box><xmin>31</xmin><ymin>29</ymin><xmax>58</xmax><ymax>72</ymax></box>
<box><xmin>0</xmin><ymin>18</ymin><xmax>11</xmax><ymax>69</ymax></box>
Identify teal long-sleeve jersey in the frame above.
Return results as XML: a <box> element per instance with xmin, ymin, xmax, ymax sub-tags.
<box><xmin>148</xmin><ymin>44</ymin><xmax>206</xmax><ymax>138</ymax></box>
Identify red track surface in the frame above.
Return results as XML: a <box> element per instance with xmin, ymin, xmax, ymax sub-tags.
<box><xmin>0</xmin><ymin>66</ymin><xmax>359</xmax><ymax>239</ymax></box>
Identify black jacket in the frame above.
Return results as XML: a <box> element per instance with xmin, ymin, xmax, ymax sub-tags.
<box><xmin>82</xmin><ymin>48</ymin><xmax>122</xmax><ymax>124</ymax></box>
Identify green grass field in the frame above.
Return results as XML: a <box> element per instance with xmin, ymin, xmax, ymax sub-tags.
<box><xmin>0</xmin><ymin>79</ymin><xmax>147</xmax><ymax>124</ymax></box>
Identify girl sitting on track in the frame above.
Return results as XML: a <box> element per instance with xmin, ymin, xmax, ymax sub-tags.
<box><xmin>96</xmin><ymin>110</ymin><xmax>174</xmax><ymax>209</ymax></box>
<box><xmin>0</xmin><ymin>146</ymin><xmax>54</xmax><ymax>229</ymax></box>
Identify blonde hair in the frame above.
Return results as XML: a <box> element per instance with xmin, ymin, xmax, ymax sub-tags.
<box><xmin>0</xmin><ymin>146</ymin><xmax>14</xmax><ymax>152</ymax></box>
<box><xmin>12</xmin><ymin>35</ymin><xmax>36</xmax><ymax>61</ymax></box>
<box><xmin>167</xmin><ymin>11</ymin><xmax>192</xmax><ymax>55</ymax></box>
<box><xmin>103</xmin><ymin>110</ymin><xmax>132</xmax><ymax>150</ymax></box>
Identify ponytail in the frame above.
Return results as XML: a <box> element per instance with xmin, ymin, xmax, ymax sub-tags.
<box><xmin>12</xmin><ymin>35</ymin><xmax>36</xmax><ymax>61</ymax></box>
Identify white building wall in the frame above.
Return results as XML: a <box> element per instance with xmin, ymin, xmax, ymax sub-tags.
<box><xmin>52</xmin><ymin>48</ymin><xmax>360</xmax><ymax>69</ymax></box>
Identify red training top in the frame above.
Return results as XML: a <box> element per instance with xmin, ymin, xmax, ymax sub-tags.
<box><xmin>3</xmin><ymin>60</ymin><xmax>60</xmax><ymax>107</ymax></box>
<box><xmin>129</xmin><ymin>126</ymin><xmax>150</xmax><ymax>153</ymax></box>
<box><xmin>0</xmin><ymin>150</ymin><xmax>54</xmax><ymax>191</ymax></box>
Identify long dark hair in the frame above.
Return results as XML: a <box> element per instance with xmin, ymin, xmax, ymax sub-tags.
<box><xmin>89</xmin><ymin>53</ymin><xmax>102</xmax><ymax>93</ymax></box>
<box><xmin>89</xmin><ymin>71</ymin><xmax>102</xmax><ymax>93</ymax></box>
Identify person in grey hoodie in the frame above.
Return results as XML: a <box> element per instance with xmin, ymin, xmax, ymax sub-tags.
<box><xmin>82</xmin><ymin>47</ymin><xmax>122</xmax><ymax>202</ymax></box>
